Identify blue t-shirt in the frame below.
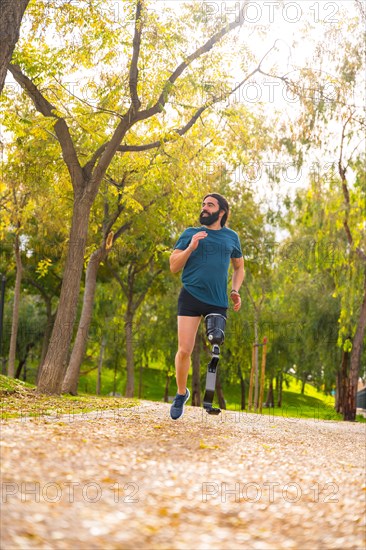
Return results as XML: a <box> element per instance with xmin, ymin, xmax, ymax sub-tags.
<box><xmin>174</xmin><ymin>226</ymin><xmax>243</xmax><ymax>308</ymax></box>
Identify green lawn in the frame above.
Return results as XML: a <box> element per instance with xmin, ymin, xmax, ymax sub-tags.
<box><xmin>2</xmin><ymin>370</ymin><xmax>364</xmax><ymax>422</ymax></box>
<box><xmin>78</xmin><ymin>365</ymin><xmax>354</xmax><ymax>422</ymax></box>
<box><xmin>0</xmin><ymin>374</ymin><xmax>138</xmax><ymax>419</ymax></box>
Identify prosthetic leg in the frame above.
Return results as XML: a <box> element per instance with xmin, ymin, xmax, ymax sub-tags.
<box><xmin>203</xmin><ymin>313</ymin><xmax>226</xmax><ymax>415</ymax></box>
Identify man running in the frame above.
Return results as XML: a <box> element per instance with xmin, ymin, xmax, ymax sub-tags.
<box><xmin>169</xmin><ymin>193</ymin><xmax>244</xmax><ymax>419</ymax></box>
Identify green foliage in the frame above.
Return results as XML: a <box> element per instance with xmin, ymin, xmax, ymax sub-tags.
<box><xmin>1</xmin><ymin>0</ymin><xmax>364</xmax><ymax>403</ymax></box>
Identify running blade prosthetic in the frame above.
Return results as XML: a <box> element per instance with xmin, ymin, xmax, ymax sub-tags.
<box><xmin>203</xmin><ymin>345</ymin><xmax>221</xmax><ymax>415</ymax></box>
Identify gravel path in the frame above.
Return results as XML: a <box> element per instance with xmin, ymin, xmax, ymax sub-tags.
<box><xmin>1</xmin><ymin>401</ymin><xmax>365</xmax><ymax>549</ymax></box>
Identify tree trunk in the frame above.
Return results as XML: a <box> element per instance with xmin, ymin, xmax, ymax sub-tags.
<box><xmin>335</xmin><ymin>368</ymin><xmax>341</xmax><ymax>413</ymax></box>
<box><xmin>37</xmin><ymin>197</ymin><xmax>92</xmax><ymax>394</ymax></box>
<box><xmin>0</xmin><ymin>0</ymin><xmax>30</xmax><ymax>93</ymax></box>
<box><xmin>0</xmin><ymin>274</ymin><xmax>6</xmax><ymax>373</ymax></box>
<box><xmin>343</xmin><ymin>273</ymin><xmax>366</xmax><ymax>421</ymax></box>
<box><xmin>238</xmin><ymin>365</ymin><xmax>246</xmax><ymax>410</ymax></box>
<box><xmin>114</xmin><ymin>263</ymin><xmax>161</xmax><ymax>399</ymax></box>
<box><xmin>265</xmin><ymin>378</ymin><xmax>274</xmax><ymax>408</ymax></box>
<box><xmin>113</xmin><ymin>353</ymin><xmax>118</xmax><ymax>396</ymax></box>
<box><xmin>301</xmin><ymin>373</ymin><xmax>308</xmax><ymax>395</ymax></box>
<box><xmin>164</xmin><ymin>371</ymin><xmax>171</xmax><ymax>403</ymax></box>
<box><xmin>277</xmin><ymin>372</ymin><xmax>283</xmax><ymax>407</ymax></box>
<box><xmin>15</xmin><ymin>342</ymin><xmax>34</xmax><ymax>379</ymax></box>
<box><xmin>15</xmin><ymin>361</ymin><xmax>23</xmax><ymax>380</ymax></box>
<box><xmin>125</xmin><ymin>309</ymin><xmax>134</xmax><ymax>397</ymax></box>
<box><xmin>215</xmin><ymin>370</ymin><xmax>226</xmax><ymax>410</ymax></box>
<box><xmin>336</xmin><ymin>347</ymin><xmax>350</xmax><ymax>414</ymax></box>
<box><xmin>8</xmin><ymin>233</ymin><xmax>22</xmax><ymax>378</ymax></box>
<box><xmin>96</xmin><ymin>336</ymin><xmax>106</xmax><ymax>395</ymax></box>
<box><xmin>191</xmin><ymin>332</ymin><xmax>201</xmax><ymax>406</ymax></box>
<box><xmin>138</xmin><ymin>361</ymin><xmax>143</xmax><ymax>399</ymax></box>
<box><xmin>62</xmin><ymin>248</ymin><xmax>104</xmax><ymax>394</ymax></box>
<box><xmin>254</xmin><ymin>317</ymin><xmax>259</xmax><ymax>410</ymax></box>
<box><xmin>37</xmin><ymin>306</ymin><xmax>56</xmax><ymax>383</ymax></box>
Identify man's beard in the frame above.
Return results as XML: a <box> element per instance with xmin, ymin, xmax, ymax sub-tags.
<box><xmin>199</xmin><ymin>209</ymin><xmax>220</xmax><ymax>226</ymax></box>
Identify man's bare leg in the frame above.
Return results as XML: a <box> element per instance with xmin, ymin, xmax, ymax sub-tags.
<box><xmin>175</xmin><ymin>315</ymin><xmax>201</xmax><ymax>394</ymax></box>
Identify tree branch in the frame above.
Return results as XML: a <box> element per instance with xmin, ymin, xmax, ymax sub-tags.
<box><xmin>23</xmin><ymin>277</ymin><xmax>50</xmax><ymax>302</ymax></box>
<box><xmin>107</xmin><ymin>259</ymin><xmax>128</xmax><ymax>294</ymax></box>
<box><xmin>82</xmin><ymin>106</ymin><xmax>209</xmax><ymax>171</ymax></box>
<box><xmin>92</xmin><ymin>114</ymin><xmax>135</xmax><ymax>186</ymax></box>
<box><xmin>112</xmin><ymin>190</ymin><xmax>169</xmax><ymax>243</ymax></box>
<box><xmin>102</xmin><ymin>171</ymin><xmax>133</xmax><ymax>235</ymax></box>
<box><xmin>54</xmin><ymin>77</ymin><xmax>124</xmax><ymax>120</ymax></box>
<box><xmin>84</xmin><ymin>15</ymin><xmax>254</xmax><ymax>179</ymax></box>
<box><xmin>110</xmin><ymin>52</ymin><xmax>270</xmax><ymax>154</ymax></box>
<box><xmin>135</xmin><ymin>15</ymin><xmax>245</xmax><ymax>122</ymax></box>
<box><xmin>8</xmin><ymin>64</ymin><xmax>83</xmax><ymax>187</ymax></box>
<box><xmin>86</xmin><ymin>2</ymin><xmax>146</xmax><ymax>183</ymax></box>
<box><xmin>243</xmin><ymin>280</ymin><xmax>258</xmax><ymax>313</ymax></box>
<box><xmin>135</xmin><ymin>269</ymin><xmax>163</xmax><ymax>311</ymax></box>
<box><xmin>129</xmin><ymin>0</ymin><xmax>143</xmax><ymax>112</ymax></box>
<box><xmin>0</xmin><ymin>0</ymin><xmax>30</xmax><ymax>93</ymax></box>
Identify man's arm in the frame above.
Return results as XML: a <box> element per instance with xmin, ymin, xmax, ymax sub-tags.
<box><xmin>231</xmin><ymin>257</ymin><xmax>245</xmax><ymax>291</ymax></box>
<box><xmin>169</xmin><ymin>230</ymin><xmax>208</xmax><ymax>273</ymax></box>
<box><xmin>230</xmin><ymin>257</ymin><xmax>245</xmax><ymax>312</ymax></box>
<box><xmin>169</xmin><ymin>248</ymin><xmax>194</xmax><ymax>274</ymax></box>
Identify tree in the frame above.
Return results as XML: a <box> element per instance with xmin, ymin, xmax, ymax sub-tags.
<box><xmin>61</xmin><ymin>138</ymin><xmax>203</xmax><ymax>395</ymax></box>
<box><xmin>268</xmin><ymin>7</ymin><xmax>365</xmax><ymax>420</ymax></box>
<box><xmin>6</xmin><ymin>0</ymin><xmax>252</xmax><ymax>394</ymax></box>
<box><xmin>60</xmin><ymin>170</ymin><xmax>135</xmax><ymax>396</ymax></box>
<box><xmin>111</xmin><ymin>254</ymin><xmax>162</xmax><ymax>398</ymax></box>
<box><xmin>0</xmin><ymin>94</ymin><xmax>71</xmax><ymax>380</ymax></box>
<box><xmin>7</xmin><ymin>215</ymin><xmax>22</xmax><ymax>378</ymax></box>
<box><xmin>337</xmin><ymin>124</ymin><xmax>366</xmax><ymax>420</ymax></box>
<box><xmin>1</xmin><ymin>174</ymin><xmax>33</xmax><ymax>378</ymax></box>
<box><xmin>135</xmin><ymin>274</ymin><xmax>180</xmax><ymax>401</ymax></box>
<box><xmin>0</xmin><ymin>0</ymin><xmax>30</xmax><ymax>93</ymax></box>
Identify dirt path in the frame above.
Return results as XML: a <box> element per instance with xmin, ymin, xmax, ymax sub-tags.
<box><xmin>1</xmin><ymin>401</ymin><xmax>365</xmax><ymax>549</ymax></box>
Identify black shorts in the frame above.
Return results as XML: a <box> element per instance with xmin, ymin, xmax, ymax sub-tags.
<box><xmin>177</xmin><ymin>287</ymin><xmax>227</xmax><ymax>318</ymax></box>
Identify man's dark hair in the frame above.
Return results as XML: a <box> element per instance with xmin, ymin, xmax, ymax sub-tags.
<box><xmin>203</xmin><ymin>193</ymin><xmax>229</xmax><ymax>227</ymax></box>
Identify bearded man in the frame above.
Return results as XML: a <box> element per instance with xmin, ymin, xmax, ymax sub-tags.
<box><xmin>169</xmin><ymin>193</ymin><xmax>244</xmax><ymax>420</ymax></box>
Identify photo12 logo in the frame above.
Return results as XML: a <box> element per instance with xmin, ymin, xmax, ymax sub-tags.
<box><xmin>203</xmin><ymin>161</ymin><xmax>338</xmax><ymax>186</ymax></box>
<box><xmin>202</xmin><ymin>481</ymin><xmax>340</xmax><ymax>503</ymax></box>
<box><xmin>202</xmin><ymin>2</ymin><xmax>340</xmax><ymax>24</ymax></box>
<box><xmin>1</xmin><ymin>481</ymin><xmax>139</xmax><ymax>504</ymax></box>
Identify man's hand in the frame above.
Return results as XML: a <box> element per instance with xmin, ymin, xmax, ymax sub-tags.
<box><xmin>230</xmin><ymin>291</ymin><xmax>242</xmax><ymax>312</ymax></box>
<box><xmin>188</xmin><ymin>231</ymin><xmax>207</xmax><ymax>251</ymax></box>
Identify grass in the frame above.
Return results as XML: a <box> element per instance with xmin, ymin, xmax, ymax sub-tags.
<box><xmin>2</xmin><ymin>370</ymin><xmax>365</xmax><ymax>422</ymax></box>
<box><xmin>78</xmin><ymin>365</ymin><xmax>365</xmax><ymax>422</ymax></box>
<box><xmin>0</xmin><ymin>374</ymin><xmax>139</xmax><ymax>420</ymax></box>
<box><xmin>0</xmin><ymin>375</ymin><xmax>34</xmax><ymax>392</ymax></box>
<box><xmin>224</xmin><ymin>374</ymin><xmax>344</xmax><ymax>421</ymax></box>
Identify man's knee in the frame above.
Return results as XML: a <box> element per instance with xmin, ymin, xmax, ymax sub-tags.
<box><xmin>177</xmin><ymin>347</ymin><xmax>192</xmax><ymax>360</ymax></box>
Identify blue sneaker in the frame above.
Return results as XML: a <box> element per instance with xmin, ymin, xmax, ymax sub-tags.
<box><xmin>170</xmin><ymin>389</ymin><xmax>190</xmax><ymax>420</ymax></box>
